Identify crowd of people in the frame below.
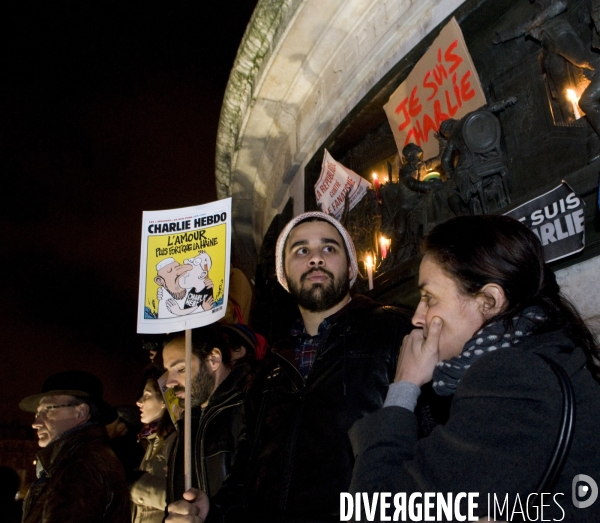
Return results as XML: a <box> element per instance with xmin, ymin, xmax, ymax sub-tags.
<box><xmin>9</xmin><ymin>211</ymin><xmax>600</xmax><ymax>522</ymax></box>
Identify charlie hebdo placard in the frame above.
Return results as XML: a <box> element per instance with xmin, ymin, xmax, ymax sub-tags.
<box><xmin>383</xmin><ymin>17</ymin><xmax>486</xmax><ymax>160</ymax></box>
<box><xmin>137</xmin><ymin>198</ymin><xmax>232</xmax><ymax>334</ymax></box>
<box><xmin>315</xmin><ymin>149</ymin><xmax>371</xmax><ymax>219</ymax></box>
<box><xmin>157</xmin><ymin>371</ymin><xmax>182</xmax><ymax>424</ymax></box>
<box><xmin>504</xmin><ymin>183</ymin><xmax>585</xmax><ymax>263</ymax></box>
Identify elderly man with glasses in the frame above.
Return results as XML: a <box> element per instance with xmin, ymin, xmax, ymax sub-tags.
<box><xmin>19</xmin><ymin>370</ymin><xmax>130</xmax><ymax>523</ymax></box>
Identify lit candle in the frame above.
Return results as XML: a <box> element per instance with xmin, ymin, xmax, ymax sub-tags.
<box><xmin>366</xmin><ymin>255</ymin><xmax>374</xmax><ymax>290</ymax></box>
<box><xmin>372</xmin><ymin>173</ymin><xmax>381</xmax><ymax>199</ymax></box>
<box><xmin>380</xmin><ymin>237</ymin><xmax>390</xmax><ymax>259</ymax></box>
<box><xmin>566</xmin><ymin>89</ymin><xmax>582</xmax><ymax>120</ymax></box>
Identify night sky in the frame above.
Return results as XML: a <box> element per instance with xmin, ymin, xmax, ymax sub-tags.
<box><xmin>1</xmin><ymin>1</ymin><xmax>258</xmax><ymax>428</ymax></box>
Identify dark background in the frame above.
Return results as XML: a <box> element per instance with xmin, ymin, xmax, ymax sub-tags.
<box><xmin>0</xmin><ymin>1</ymin><xmax>258</xmax><ymax>430</ymax></box>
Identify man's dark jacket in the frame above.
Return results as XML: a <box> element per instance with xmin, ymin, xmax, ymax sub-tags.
<box><xmin>213</xmin><ymin>295</ymin><xmax>412</xmax><ymax>523</ymax></box>
<box><xmin>167</xmin><ymin>362</ymin><xmax>250</xmax><ymax>503</ymax></box>
<box><xmin>22</xmin><ymin>422</ymin><xmax>130</xmax><ymax>523</ymax></box>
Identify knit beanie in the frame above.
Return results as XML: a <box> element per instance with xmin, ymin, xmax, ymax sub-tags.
<box><xmin>275</xmin><ymin>211</ymin><xmax>358</xmax><ymax>292</ymax></box>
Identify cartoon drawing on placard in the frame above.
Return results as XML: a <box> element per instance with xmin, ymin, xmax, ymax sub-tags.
<box><xmin>141</xmin><ymin>223</ymin><xmax>227</xmax><ymax>321</ymax></box>
<box><xmin>153</xmin><ymin>257</ymin><xmax>191</xmax><ymax>319</ymax></box>
<box><xmin>137</xmin><ymin>200</ymin><xmax>231</xmax><ymax>334</ymax></box>
<box><xmin>156</xmin><ymin>251</ymin><xmax>215</xmax><ymax>317</ymax></box>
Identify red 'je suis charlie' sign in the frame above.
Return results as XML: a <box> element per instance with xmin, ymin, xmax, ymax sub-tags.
<box><xmin>384</xmin><ymin>17</ymin><xmax>486</xmax><ymax>160</ymax></box>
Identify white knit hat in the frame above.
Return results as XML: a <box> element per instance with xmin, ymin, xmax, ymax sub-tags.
<box><xmin>275</xmin><ymin>211</ymin><xmax>358</xmax><ymax>292</ymax></box>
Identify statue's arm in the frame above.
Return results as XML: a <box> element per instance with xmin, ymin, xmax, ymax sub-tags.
<box><xmin>527</xmin><ymin>0</ymin><xmax>567</xmax><ymax>32</ymax></box>
<box><xmin>487</xmin><ymin>96</ymin><xmax>518</xmax><ymax>114</ymax></box>
<box><xmin>441</xmin><ymin>142</ymin><xmax>455</xmax><ymax>179</ymax></box>
<box><xmin>424</xmin><ymin>156</ymin><xmax>442</xmax><ymax>171</ymax></box>
<box><xmin>592</xmin><ymin>0</ymin><xmax>600</xmax><ymax>33</ymax></box>
<box><xmin>492</xmin><ymin>0</ymin><xmax>567</xmax><ymax>44</ymax></box>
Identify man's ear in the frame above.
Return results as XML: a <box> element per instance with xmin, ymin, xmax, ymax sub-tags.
<box><xmin>477</xmin><ymin>283</ymin><xmax>507</xmax><ymax>319</ymax></box>
<box><xmin>76</xmin><ymin>403</ymin><xmax>90</xmax><ymax>422</ymax></box>
<box><xmin>154</xmin><ymin>276</ymin><xmax>165</xmax><ymax>287</ymax></box>
<box><xmin>206</xmin><ymin>348</ymin><xmax>223</xmax><ymax>372</ymax></box>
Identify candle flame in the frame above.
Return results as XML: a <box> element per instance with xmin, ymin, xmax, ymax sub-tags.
<box><xmin>379</xmin><ymin>236</ymin><xmax>390</xmax><ymax>259</ymax></box>
<box><xmin>566</xmin><ymin>89</ymin><xmax>579</xmax><ymax>103</ymax></box>
<box><xmin>366</xmin><ymin>255</ymin><xmax>373</xmax><ymax>267</ymax></box>
<box><xmin>372</xmin><ymin>173</ymin><xmax>378</xmax><ymax>181</ymax></box>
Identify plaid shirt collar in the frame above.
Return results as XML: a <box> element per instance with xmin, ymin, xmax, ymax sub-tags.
<box><xmin>290</xmin><ymin>297</ymin><xmax>352</xmax><ymax>339</ymax></box>
<box><xmin>290</xmin><ymin>299</ymin><xmax>352</xmax><ymax>378</ymax></box>
<box><xmin>291</xmin><ymin>320</ymin><xmax>328</xmax><ymax>379</ymax></box>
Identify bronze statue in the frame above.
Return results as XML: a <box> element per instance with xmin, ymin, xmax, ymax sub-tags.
<box><xmin>440</xmin><ymin>98</ymin><xmax>517</xmax><ymax>214</ymax></box>
<box><xmin>591</xmin><ymin>0</ymin><xmax>600</xmax><ymax>49</ymax></box>
<box><xmin>493</xmin><ymin>0</ymin><xmax>600</xmax><ymax>144</ymax></box>
<box><xmin>380</xmin><ymin>144</ymin><xmax>445</xmax><ymax>265</ymax></box>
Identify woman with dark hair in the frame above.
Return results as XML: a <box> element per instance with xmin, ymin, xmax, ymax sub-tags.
<box><xmin>350</xmin><ymin>215</ymin><xmax>600</xmax><ymax>521</ymax></box>
<box><xmin>131</xmin><ymin>373</ymin><xmax>176</xmax><ymax>523</ymax></box>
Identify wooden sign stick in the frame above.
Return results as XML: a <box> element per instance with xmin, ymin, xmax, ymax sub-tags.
<box><xmin>184</xmin><ymin>328</ymin><xmax>192</xmax><ymax>491</ymax></box>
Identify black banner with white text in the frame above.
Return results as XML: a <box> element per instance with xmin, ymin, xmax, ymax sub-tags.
<box><xmin>504</xmin><ymin>182</ymin><xmax>584</xmax><ymax>263</ymax></box>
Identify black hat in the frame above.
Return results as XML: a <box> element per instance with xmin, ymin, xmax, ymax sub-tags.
<box><xmin>19</xmin><ymin>370</ymin><xmax>115</xmax><ymax>423</ymax></box>
<box><xmin>220</xmin><ymin>324</ymin><xmax>257</xmax><ymax>353</ymax></box>
<box><xmin>219</xmin><ymin>323</ymin><xmax>267</xmax><ymax>360</ymax></box>
<box><xmin>116</xmin><ymin>404</ymin><xmax>142</xmax><ymax>433</ymax></box>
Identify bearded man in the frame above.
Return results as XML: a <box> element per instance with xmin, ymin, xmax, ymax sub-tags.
<box><xmin>166</xmin><ymin>212</ymin><xmax>412</xmax><ymax>523</ymax></box>
<box><xmin>162</xmin><ymin>325</ymin><xmax>252</xmax><ymax>506</ymax></box>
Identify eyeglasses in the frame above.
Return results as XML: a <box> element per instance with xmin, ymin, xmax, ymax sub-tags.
<box><xmin>35</xmin><ymin>403</ymin><xmax>80</xmax><ymax>419</ymax></box>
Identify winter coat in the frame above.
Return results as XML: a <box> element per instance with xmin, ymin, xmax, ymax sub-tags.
<box><xmin>350</xmin><ymin>328</ymin><xmax>600</xmax><ymax>522</ymax></box>
<box><xmin>22</xmin><ymin>422</ymin><xmax>130</xmax><ymax>523</ymax></box>
<box><xmin>167</xmin><ymin>362</ymin><xmax>251</xmax><ymax>504</ymax></box>
<box><xmin>131</xmin><ymin>429</ymin><xmax>176</xmax><ymax>523</ymax></box>
<box><xmin>213</xmin><ymin>295</ymin><xmax>412</xmax><ymax>523</ymax></box>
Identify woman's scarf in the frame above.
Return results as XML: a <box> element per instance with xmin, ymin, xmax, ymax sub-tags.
<box><xmin>432</xmin><ymin>306</ymin><xmax>546</xmax><ymax>396</ymax></box>
<box><xmin>137</xmin><ymin>420</ymin><xmax>159</xmax><ymax>441</ymax></box>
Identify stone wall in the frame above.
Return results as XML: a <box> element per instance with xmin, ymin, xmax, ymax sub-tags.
<box><xmin>216</xmin><ymin>0</ymin><xmax>467</xmax><ymax>277</ymax></box>
<box><xmin>557</xmin><ymin>257</ymin><xmax>600</xmax><ymax>339</ymax></box>
<box><xmin>216</xmin><ymin>0</ymin><xmax>600</xmax><ymax>333</ymax></box>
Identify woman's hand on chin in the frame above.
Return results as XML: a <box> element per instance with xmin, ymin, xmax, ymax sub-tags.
<box><xmin>395</xmin><ymin>317</ymin><xmax>442</xmax><ymax>387</ymax></box>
